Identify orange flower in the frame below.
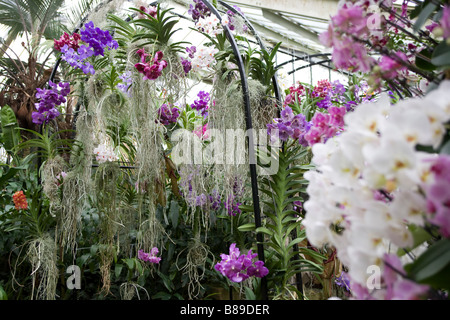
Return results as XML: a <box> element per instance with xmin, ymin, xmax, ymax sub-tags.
<box><xmin>13</xmin><ymin>191</ymin><xmax>28</xmax><ymax>210</ymax></box>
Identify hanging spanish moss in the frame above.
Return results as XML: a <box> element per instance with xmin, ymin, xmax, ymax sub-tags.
<box><xmin>177</xmin><ymin>164</ymin><xmax>211</xmax><ymax>230</ymax></box>
<box><xmin>128</xmin><ymin>69</ymin><xmax>165</xmax><ymax>185</ymax></box>
<box><xmin>94</xmin><ymin>161</ymin><xmax>121</xmax><ymax>294</ymax></box>
<box><xmin>82</xmin><ymin>0</ymin><xmax>127</xmax><ymax>31</ymax></box>
<box><xmin>58</xmin><ymin>107</ymin><xmax>95</xmax><ymax>254</ymax></box>
<box><xmin>177</xmin><ymin>232</ymin><xmax>214</xmax><ymax>300</ymax></box>
<box><xmin>119</xmin><ymin>281</ymin><xmax>150</xmax><ymax>300</ymax></box>
<box><xmin>137</xmin><ymin>203</ymin><xmax>167</xmax><ymax>258</ymax></box>
<box><xmin>208</xmin><ymin>73</ymin><xmax>251</xmax><ymax>215</ymax></box>
<box><xmin>27</xmin><ymin>234</ymin><xmax>59</xmax><ymax>300</ymax></box>
<box><xmin>41</xmin><ymin>155</ymin><xmax>66</xmax><ymax>216</ymax></box>
<box><xmin>248</xmin><ymin>79</ymin><xmax>277</xmax><ymax>131</ymax></box>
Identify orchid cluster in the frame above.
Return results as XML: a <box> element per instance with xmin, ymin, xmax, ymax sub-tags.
<box><xmin>423</xmin><ymin>155</ymin><xmax>450</xmax><ymax>238</ymax></box>
<box><xmin>117</xmin><ymin>71</ymin><xmax>133</xmax><ymax>97</ymax></box>
<box><xmin>188</xmin><ymin>45</ymin><xmax>219</xmax><ymax>73</ymax></box>
<box><xmin>80</xmin><ymin>21</ymin><xmax>119</xmax><ymax>56</ymax></box>
<box><xmin>191</xmin><ymin>1</ymin><xmax>247</xmax><ymax>35</ymax></box>
<box><xmin>32</xmin><ymin>81</ymin><xmax>70</xmax><ymax>125</ymax></box>
<box><xmin>284</xmin><ymin>79</ymin><xmax>369</xmax><ymax>111</ymax></box>
<box><xmin>304</xmin><ymin>106</ymin><xmax>347</xmax><ymax>146</ymax></box>
<box><xmin>319</xmin><ymin>1</ymin><xmax>398</xmax><ymax>73</ymax></box>
<box><xmin>135</xmin><ymin>49</ymin><xmax>168</xmax><ymax>81</ymax></box>
<box><xmin>223</xmin><ymin>177</ymin><xmax>245</xmax><ymax>217</ymax></box>
<box><xmin>138</xmin><ymin>5</ymin><xmax>157</xmax><ymax>19</ymax></box>
<box><xmin>267</xmin><ymin>106</ymin><xmax>311</xmax><ymax>146</ymax></box>
<box><xmin>270</xmin><ymin>79</ymin><xmax>371</xmax><ymax>148</ymax></box>
<box><xmin>196</xmin><ymin>15</ymin><xmax>223</xmax><ymax>36</ymax></box>
<box><xmin>54</xmin><ymin>32</ymin><xmax>81</xmax><ymax>52</ymax></box>
<box><xmin>283</xmin><ymin>82</ymin><xmax>305</xmax><ymax>106</ymax></box>
<box><xmin>55</xmin><ymin>171</ymin><xmax>67</xmax><ymax>187</ymax></box>
<box><xmin>221</xmin><ymin>6</ymin><xmax>248</xmax><ymax>33</ymax></box>
<box><xmin>320</xmin><ymin>1</ymin><xmax>449</xmax><ymax>90</ymax></box>
<box><xmin>178</xmin><ymin>166</ymin><xmax>244</xmax><ymax>216</ymax></box>
<box><xmin>313</xmin><ymin>80</ymin><xmax>348</xmax><ymax>109</ymax></box>
<box><xmin>193</xmin><ymin>123</ymin><xmax>210</xmax><ymax>140</ymax></box>
<box><xmin>312</xmin><ymin>80</ymin><xmax>346</xmax><ymax>109</ymax></box>
<box><xmin>188</xmin><ymin>0</ymin><xmax>211</xmax><ymax>23</ymax></box>
<box><xmin>302</xmin><ymin>80</ymin><xmax>450</xmax><ymax>299</ymax></box>
<box><xmin>178</xmin><ymin>165</ymin><xmax>221</xmax><ymax>212</ymax></box>
<box><xmin>93</xmin><ymin>144</ymin><xmax>118</xmax><ymax>163</ymax></box>
<box><xmin>319</xmin><ymin>2</ymin><xmax>375</xmax><ymax>72</ymax></box>
<box><xmin>138</xmin><ymin>248</ymin><xmax>161</xmax><ymax>264</ymax></box>
<box><xmin>56</xmin><ymin>21</ymin><xmax>118</xmax><ymax>75</ymax></box>
<box><xmin>156</xmin><ymin>103</ymin><xmax>180</xmax><ymax>126</ymax></box>
<box><xmin>214</xmin><ymin>243</ymin><xmax>268</xmax><ymax>283</ymax></box>
<box><xmin>313</xmin><ymin>79</ymin><xmax>333</xmax><ymax>99</ymax></box>
<box><xmin>190</xmin><ymin>91</ymin><xmax>210</xmax><ymax>117</ymax></box>
<box><xmin>13</xmin><ymin>191</ymin><xmax>28</xmax><ymax>210</ymax></box>
<box><xmin>180</xmin><ymin>46</ymin><xmax>196</xmax><ymax>75</ymax></box>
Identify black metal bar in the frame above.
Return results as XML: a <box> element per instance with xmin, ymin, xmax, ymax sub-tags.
<box><xmin>200</xmin><ymin>0</ymin><xmax>268</xmax><ymax>300</ymax></box>
<box><xmin>276</xmin><ymin>53</ymin><xmax>331</xmax><ymax>69</ymax></box>
<box><xmin>218</xmin><ymin>1</ymin><xmax>311</xmax><ymax>298</ymax></box>
<box><xmin>288</xmin><ymin>59</ymin><xmax>333</xmax><ymax>75</ymax></box>
<box><xmin>91</xmin><ymin>164</ymin><xmax>137</xmax><ymax>169</ymax></box>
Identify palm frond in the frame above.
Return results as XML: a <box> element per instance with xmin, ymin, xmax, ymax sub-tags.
<box><xmin>65</xmin><ymin>0</ymin><xmax>102</xmax><ymax>30</ymax></box>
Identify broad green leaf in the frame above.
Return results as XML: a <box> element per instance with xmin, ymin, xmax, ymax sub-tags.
<box><xmin>0</xmin><ymin>165</ymin><xmax>25</xmax><ymax>188</ymax></box>
<box><xmin>0</xmin><ymin>105</ymin><xmax>20</xmax><ymax>151</ymax></box>
<box><xmin>413</xmin><ymin>2</ymin><xmax>437</xmax><ymax>33</ymax></box>
<box><xmin>123</xmin><ymin>258</ymin><xmax>135</xmax><ymax>271</ymax></box>
<box><xmin>0</xmin><ymin>286</ymin><xmax>7</xmax><ymax>300</ymax></box>
<box><xmin>255</xmin><ymin>226</ymin><xmax>273</xmax><ymax>236</ymax></box>
<box><xmin>238</xmin><ymin>204</ymin><xmax>254</xmax><ymax>213</ymax></box>
<box><xmin>431</xmin><ymin>41</ymin><xmax>450</xmax><ymax>67</ymax></box>
<box><xmin>440</xmin><ymin>139</ymin><xmax>450</xmax><ymax>155</ymax></box>
<box><xmin>238</xmin><ymin>223</ymin><xmax>256</xmax><ymax>232</ymax></box>
<box><xmin>169</xmin><ymin>200</ymin><xmax>179</xmax><ymax>229</ymax></box>
<box><xmin>397</xmin><ymin>225</ymin><xmax>433</xmax><ymax>257</ymax></box>
<box><xmin>415</xmin><ymin>48</ymin><xmax>437</xmax><ymax>71</ymax></box>
<box><xmin>406</xmin><ymin>239</ymin><xmax>450</xmax><ymax>288</ymax></box>
<box><xmin>115</xmin><ymin>263</ymin><xmax>124</xmax><ymax>279</ymax></box>
<box><xmin>245</xmin><ymin>286</ymin><xmax>256</xmax><ymax>300</ymax></box>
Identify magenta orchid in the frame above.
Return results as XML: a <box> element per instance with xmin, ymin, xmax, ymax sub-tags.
<box><xmin>138</xmin><ymin>248</ymin><xmax>162</xmax><ymax>264</ymax></box>
<box><xmin>134</xmin><ymin>49</ymin><xmax>168</xmax><ymax>80</ymax></box>
<box><xmin>214</xmin><ymin>243</ymin><xmax>268</xmax><ymax>283</ymax></box>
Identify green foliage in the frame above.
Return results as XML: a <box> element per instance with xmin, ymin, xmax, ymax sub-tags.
<box><xmin>105</xmin><ymin>118</ymin><xmax>136</xmax><ymax>163</ymax></box>
<box><xmin>405</xmin><ymin>238</ymin><xmax>450</xmax><ymax>291</ymax></box>
<box><xmin>2</xmin><ymin>186</ymin><xmax>53</xmax><ymax>239</ymax></box>
<box><xmin>239</xmin><ymin>143</ymin><xmax>324</xmax><ymax>298</ymax></box>
<box><xmin>431</xmin><ymin>41</ymin><xmax>450</xmax><ymax>68</ymax></box>
<box><xmin>129</xmin><ymin>5</ymin><xmax>187</xmax><ymax>53</ymax></box>
<box><xmin>0</xmin><ymin>0</ymin><xmax>65</xmax><ymax>45</ymax></box>
<box><xmin>0</xmin><ymin>164</ymin><xmax>25</xmax><ymax>188</ymax></box>
<box><xmin>0</xmin><ymin>284</ymin><xmax>7</xmax><ymax>300</ymax></box>
<box><xmin>247</xmin><ymin>42</ymin><xmax>282</xmax><ymax>94</ymax></box>
<box><xmin>0</xmin><ymin>105</ymin><xmax>21</xmax><ymax>153</ymax></box>
<box><xmin>411</xmin><ymin>1</ymin><xmax>450</xmax><ymax>70</ymax></box>
<box><xmin>413</xmin><ymin>1</ymin><xmax>438</xmax><ymax>33</ymax></box>
<box><xmin>14</xmin><ymin>126</ymin><xmax>73</xmax><ymax>162</ymax></box>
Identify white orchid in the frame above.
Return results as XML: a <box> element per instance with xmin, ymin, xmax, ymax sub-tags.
<box><xmin>303</xmin><ymin>80</ymin><xmax>450</xmax><ymax>297</ymax></box>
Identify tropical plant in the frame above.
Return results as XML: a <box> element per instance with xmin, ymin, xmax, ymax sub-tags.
<box><xmin>238</xmin><ymin>142</ymin><xmax>325</xmax><ymax>299</ymax></box>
